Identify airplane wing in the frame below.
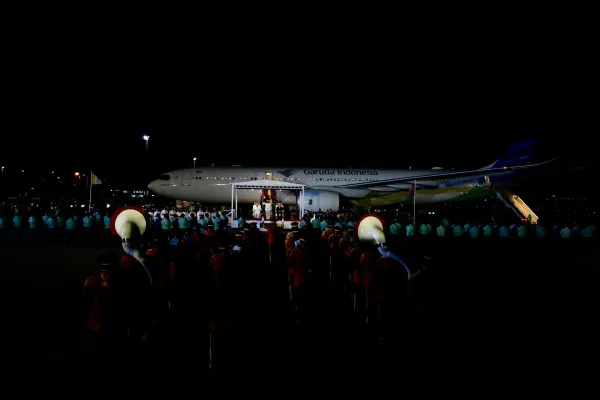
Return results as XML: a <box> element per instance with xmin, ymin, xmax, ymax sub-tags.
<box><xmin>339</xmin><ymin>158</ymin><xmax>559</xmax><ymax>190</ymax></box>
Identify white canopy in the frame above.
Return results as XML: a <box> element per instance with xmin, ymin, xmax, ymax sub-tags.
<box><xmin>231</xmin><ymin>179</ymin><xmax>305</xmax><ymax>219</ymax></box>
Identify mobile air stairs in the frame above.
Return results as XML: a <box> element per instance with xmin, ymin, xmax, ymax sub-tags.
<box><xmin>492</xmin><ymin>184</ymin><xmax>539</xmax><ymax>224</ymax></box>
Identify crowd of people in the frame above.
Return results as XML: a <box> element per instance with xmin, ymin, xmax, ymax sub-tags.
<box><xmin>75</xmin><ymin>205</ymin><xmax>437</xmax><ymax>369</ymax></box>
<box><xmin>0</xmin><ymin>199</ymin><xmax>596</xmax><ymax>375</ymax></box>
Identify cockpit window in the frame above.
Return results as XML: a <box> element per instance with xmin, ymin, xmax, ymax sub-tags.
<box><xmin>158</xmin><ymin>174</ymin><xmax>171</xmax><ymax>180</ymax></box>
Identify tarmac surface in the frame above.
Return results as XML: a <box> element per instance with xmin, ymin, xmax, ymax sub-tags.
<box><xmin>2</xmin><ymin>234</ymin><xmax>599</xmax><ymax>391</ymax></box>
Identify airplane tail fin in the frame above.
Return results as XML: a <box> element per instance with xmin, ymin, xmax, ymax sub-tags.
<box><xmin>482</xmin><ymin>139</ymin><xmax>540</xmax><ymax>169</ymax></box>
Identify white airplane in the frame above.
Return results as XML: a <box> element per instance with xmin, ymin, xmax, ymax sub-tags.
<box><xmin>147</xmin><ymin>140</ymin><xmax>556</xmax><ymax>211</ymax></box>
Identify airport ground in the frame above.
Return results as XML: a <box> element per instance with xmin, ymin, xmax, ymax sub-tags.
<box><xmin>1</xmin><ymin>234</ymin><xmax>599</xmax><ymax>391</ymax></box>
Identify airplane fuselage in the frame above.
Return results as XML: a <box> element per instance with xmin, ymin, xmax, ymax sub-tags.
<box><xmin>148</xmin><ymin>166</ymin><xmax>495</xmax><ymax>209</ymax></box>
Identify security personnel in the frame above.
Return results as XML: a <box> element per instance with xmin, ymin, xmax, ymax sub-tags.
<box><xmin>405</xmin><ymin>223</ymin><xmax>414</xmax><ymax>236</ymax></box>
<box><xmin>499</xmin><ymin>225</ymin><xmax>510</xmax><ymax>238</ymax></box>
<box><xmin>517</xmin><ymin>224</ymin><xmax>528</xmax><ymax>238</ymax></box>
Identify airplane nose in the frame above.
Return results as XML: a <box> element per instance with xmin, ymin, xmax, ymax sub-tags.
<box><xmin>148</xmin><ymin>181</ymin><xmax>156</xmax><ymax>190</ymax></box>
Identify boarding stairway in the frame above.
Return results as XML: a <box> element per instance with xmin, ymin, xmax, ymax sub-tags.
<box><xmin>493</xmin><ymin>185</ymin><xmax>539</xmax><ymax>224</ymax></box>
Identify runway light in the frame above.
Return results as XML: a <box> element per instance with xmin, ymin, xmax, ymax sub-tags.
<box><xmin>143</xmin><ymin>135</ymin><xmax>150</xmax><ymax>141</ymax></box>
<box><xmin>74</xmin><ymin>172</ymin><xmax>80</xmax><ymax>176</ymax></box>
<box><xmin>106</xmin><ymin>203</ymin><xmax>111</xmax><ymax>208</ymax></box>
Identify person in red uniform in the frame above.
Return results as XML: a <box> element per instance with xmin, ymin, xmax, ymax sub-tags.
<box><xmin>82</xmin><ymin>252</ymin><xmax>120</xmax><ymax>348</ymax></box>
<box><xmin>372</xmin><ymin>254</ymin><xmax>410</xmax><ymax>338</ymax></box>
<box><xmin>321</xmin><ymin>224</ymin><xmax>335</xmax><ymax>241</ymax></box>
<box><xmin>203</xmin><ymin>221</ymin><xmax>217</xmax><ymax>252</ymax></box>
<box><xmin>210</xmin><ymin>246</ymin><xmax>228</xmax><ymax>284</ymax></box>
<box><xmin>285</xmin><ymin>222</ymin><xmax>299</xmax><ymax>250</ymax></box>
<box><xmin>327</xmin><ymin>224</ymin><xmax>343</xmax><ymax>284</ymax></box>
<box><xmin>359</xmin><ymin>244</ymin><xmax>378</xmax><ymax>320</ymax></box>
<box><xmin>286</xmin><ymin>234</ymin><xmax>312</xmax><ymax>318</ymax></box>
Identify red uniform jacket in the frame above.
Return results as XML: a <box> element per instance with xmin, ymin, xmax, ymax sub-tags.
<box><xmin>82</xmin><ymin>272</ymin><xmax>114</xmax><ymax>332</ymax></box>
<box><xmin>328</xmin><ymin>233</ymin><xmax>342</xmax><ymax>250</ymax></box>
<box><xmin>210</xmin><ymin>253</ymin><xmax>227</xmax><ymax>283</ymax></box>
<box><xmin>321</xmin><ymin>228</ymin><xmax>334</xmax><ymax>241</ymax></box>
<box><xmin>286</xmin><ymin>247</ymin><xmax>310</xmax><ymax>287</ymax></box>
<box><xmin>359</xmin><ymin>250</ymin><xmax>377</xmax><ymax>289</ymax></box>
<box><xmin>285</xmin><ymin>232</ymin><xmax>296</xmax><ymax>251</ymax></box>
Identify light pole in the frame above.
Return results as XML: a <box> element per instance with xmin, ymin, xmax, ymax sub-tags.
<box><xmin>193</xmin><ymin>157</ymin><xmax>197</xmax><ymax>167</ymax></box>
<box><xmin>142</xmin><ymin>134</ymin><xmax>150</xmax><ymax>156</ymax></box>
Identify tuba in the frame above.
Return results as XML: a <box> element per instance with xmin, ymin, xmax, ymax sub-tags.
<box><xmin>110</xmin><ymin>206</ymin><xmax>153</xmax><ymax>284</ymax></box>
<box><xmin>356</xmin><ymin>214</ymin><xmax>411</xmax><ymax>279</ymax></box>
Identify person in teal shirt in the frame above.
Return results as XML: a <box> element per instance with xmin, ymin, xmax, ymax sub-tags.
<box><xmin>28</xmin><ymin>215</ymin><xmax>37</xmax><ymax>229</ymax></box>
<box><xmin>469</xmin><ymin>225</ymin><xmax>480</xmax><ymax>239</ymax></box>
<box><xmin>179</xmin><ymin>215</ymin><xmax>189</xmax><ymax>230</ymax></box>
<box><xmin>104</xmin><ymin>215</ymin><xmax>111</xmax><ymax>230</ymax></box>
<box><xmin>436</xmin><ymin>223</ymin><xmax>446</xmax><ymax>237</ymax></box>
<box><xmin>13</xmin><ymin>215</ymin><xmax>22</xmax><ymax>229</ymax></box>
<box><xmin>47</xmin><ymin>216</ymin><xmax>57</xmax><ymax>229</ymax></box>
<box><xmin>452</xmin><ymin>224</ymin><xmax>463</xmax><ymax>237</ymax></box>
<box><xmin>536</xmin><ymin>224</ymin><xmax>546</xmax><ymax>238</ymax></box>
<box><xmin>320</xmin><ymin>219</ymin><xmax>328</xmax><ymax>232</ymax></box>
<box><xmin>66</xmin><ymin>217</ymin><xmax>76</xmax><ymax>230</ymax></box>
<box><xmin>161</xmin><ymin>216</ymin><xmax>171</xmax><ymax>231</ymax></box>
<box><xmin>390</xmin><ymin>220</ymin><xmax>402</xmax><ymax>235</ymax></box>
<box><xmin>57</xmin><ymin>215</ymin><xmax>65</xmax><ymax>228</ymax></box>
<box><xmin>311</xmin><ymin>216</ymin><xmax>321</xmax><ymax>230</ymax></box>
<box><xmin>483</xmin><ymin>224</ymin><xmax>493</xmax><ymax>236</ymax></box>
<box><xmin>82</xmin><ymin>214</ymin><xmax>93</xmax><ymax>228</ymax></box>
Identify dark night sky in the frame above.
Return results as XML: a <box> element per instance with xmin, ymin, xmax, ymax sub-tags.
<box><xmin>1</xmin><ymin>31</ymin><xmax>596</xmax><ymax>187</ymax></box>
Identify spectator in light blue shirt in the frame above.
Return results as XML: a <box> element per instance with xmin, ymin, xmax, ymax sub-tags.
<box><xmin>82</xmin><ymin>214</ymin><xmax>93</xmax><ymax>228</ymax></box>
<box><xmin>66</xmin><ymin>217</ymin><xmax>76</xmax><ymax>230</ymax></box>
